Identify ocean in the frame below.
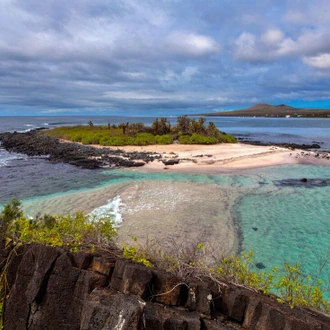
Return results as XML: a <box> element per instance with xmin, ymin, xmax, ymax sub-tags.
<box><xmin>1</xmin><ymin>115</ymin><xmax>330</xmax><ymax>291</ymax></box>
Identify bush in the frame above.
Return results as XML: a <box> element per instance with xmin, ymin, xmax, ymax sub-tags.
<box><xmin>155</xmin><ymin>134</ymin><xmax>173</xmax><ymax>145</ymax></box>
<box><xmin>81</xmin><ymin>133</ymin><xmax>103</xmax><ymax>145</ymax></box>
<box><xmin>179</xmin><ymin>133</ymin><xmax>218</xmax><ymax>144</ymax></box>
<box><xmin>217</xmin><ymin>133</ymin><xmax>237</xmax><ymax>143</ymax></box>
<box><xmin>100</xmin><ymin>136</ymin><xmax>131</xmax><ymax>146</ymax></box>
<box><xmin>0</xmin><ymin>200</ymin><xmax>117</xmax><ymax>251</ymax></box>
<box><xmin>43</xmin><ymin>120</ymin><xmax>237</xmax><ymax>146</ymax></box>
<box><xmin>131</xmin><ymin>133</ymin><xmax>156</xmax><ymax>145</ymax></box>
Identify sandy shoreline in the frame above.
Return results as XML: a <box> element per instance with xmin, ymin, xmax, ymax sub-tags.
<box><xmin>22</xmin><ymin>142</ymin><xmax>330</xmax><ymax>261</ymax></box>
<box><xmin>112</xmin><ymin>142</ymin><xmax>330</xmax><ymax>173</ymax></box>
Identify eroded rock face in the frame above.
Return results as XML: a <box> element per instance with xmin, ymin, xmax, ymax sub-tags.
<box><xmin>3</xmin><ymin>243</ymin><xmax>330</xmax><ymax>330</ymax></box>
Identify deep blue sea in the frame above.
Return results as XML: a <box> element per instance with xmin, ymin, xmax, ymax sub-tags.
<box><xmin>1</xmin><ymin>115</ymin><xmax>330</xmax><ymax>292</ymax></box>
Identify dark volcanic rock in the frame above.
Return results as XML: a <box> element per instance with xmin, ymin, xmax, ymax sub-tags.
<box><xmin>0</xmin><ymin>131</ymin><xmax>158</xmax><ymax>169</ymax></box>
<box><xmin>3</xmin><ymin>243</ymin><xmax>330</xmax><ymax>330</ymax></box>
<box><xmin>239</xmin><ymin>139</ymin><xmax>321</xmax><ymax>150</ymax></box>
<box><xmin>162</xmin><ymin>158</ymin><xmax>180</xmax><ymax>165</ymax></box>
<box><xmin>274</xmin><ymin>178</ymin><xmax>330</xmax><ymax>188</ymax></box>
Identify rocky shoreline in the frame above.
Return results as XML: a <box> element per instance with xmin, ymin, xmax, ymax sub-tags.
<box><xmin>0</xmin><ymin>130</ymin><xmax>161</xmax><ymax>169</ymax></box>
<box><xmin>238</xmin><ymin>138</ymin><xmax>321</xmax><ymax>150</ymax></box>
<box><xmin>1</xmin><ymin>130</ymin><xmax>328</xmax><ymax>172</ymax></box>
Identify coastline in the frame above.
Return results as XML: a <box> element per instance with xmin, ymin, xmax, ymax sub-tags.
<box><xmin>102</xmin><ymin>142</ymin><xmax>330</xmax><ymax>174</ymax></box>
<box><xmin>15</xmin><ymin>140</ymin><xmax>330</xmax><ymax>261</ymax></box>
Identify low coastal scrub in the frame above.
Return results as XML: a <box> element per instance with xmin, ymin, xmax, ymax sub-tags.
<box><xmin>0</xmin><ymin>200</ymin><xmax>118</xmax><ymax>329</ymax></box>
<box><xmin>0</xmin><ymin>200</ymin><xmax>117</xmax><ymax>250</ymax></box>
<box><xmin>1</xmin><ymin>199</ymin><xmax>329</xmax><ymax>325</ymax></box>
<box><xmin>122</xmin><ymin>237</ymin><xmax>330</xmax><ymax>313</ymax></box>
<box><xmin>42</xmin><ymin>116</ymin><xmax>236</xmax><ymax>146</ymax></box>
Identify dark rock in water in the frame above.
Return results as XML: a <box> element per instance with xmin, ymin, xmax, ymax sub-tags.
<box><xmin>241</xmin><ymin>140</ymin><xmax>321</xmax><ymax>150</ymax></box>
<box><xmin>255</xmin><ymin>262</ymin><xmax>266</xmax><ymax>269</ymax></box>
<box><xmin>274</xmin><ymin>178</ymin><xmax>330</xmax><ymax>188</ymax></box>
<box><xmin>252</xmin><ymin>227</ymin><xmax>258</xmax><ymax>231</ymax></box>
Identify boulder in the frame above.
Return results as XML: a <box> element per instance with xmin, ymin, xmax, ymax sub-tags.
<box><xmin>80</xmin><ymin>288</ymin><xmax>146</xmax><ymax>330</ymax></box>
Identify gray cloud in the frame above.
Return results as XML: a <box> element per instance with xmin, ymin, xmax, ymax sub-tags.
<box><xmin>0</xmin><ymin>0</ymin><xmax>330</xmax><ymax>115</ymax></box>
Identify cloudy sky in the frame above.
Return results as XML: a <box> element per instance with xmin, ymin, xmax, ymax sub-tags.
<box><xmin>1</xmin><ymin>0</ymin><xmax>330</xmax><ymax>116</ymax></box>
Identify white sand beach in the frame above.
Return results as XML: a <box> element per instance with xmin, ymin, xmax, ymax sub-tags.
<box><xmin>117</xmin><ymin>142</ymin><xmax>330</xmax><ymax>173</ymax></box>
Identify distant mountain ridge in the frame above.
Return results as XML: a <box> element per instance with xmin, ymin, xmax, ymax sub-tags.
<box><xmin>198</xmin><ymin>103</ymin><xmax>330</xmax><ymax>118</ymax></box>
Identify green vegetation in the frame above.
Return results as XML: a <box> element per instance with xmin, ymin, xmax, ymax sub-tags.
<box><xmin>0</xmin><ymin>200</ymin><xmax>118</xmax><ymax>328</ymax></box>
<box><xmin>121</xmin><ymin>237</ymin><xmax>330</xmax><ymax>313</ymax></box>
<box><xmin>42</xmin><ymin>116</ymin><xmax>237</xmax><ymax>146</ymax></box>
<box><xmin>0</xmin><ymin>200</ymin><xmax>117</xmax><ymax>251</ymax></box>
<box><xmin>1</xmin><ymin>199</ymin><xmax>329</xmax><ymax>324</ymax></box>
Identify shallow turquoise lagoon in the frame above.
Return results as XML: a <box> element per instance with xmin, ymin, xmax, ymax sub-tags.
<box><xmin>6</xmin><ymin>164</ymin><xmax>330</xmax><ymax>294</ymax></box>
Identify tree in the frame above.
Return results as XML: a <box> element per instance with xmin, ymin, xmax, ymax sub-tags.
<box><xmin>152</xmin><ymin>118</ymin><xmax>171</xmax><ymax>135</ymax></box>
<box><xmin>0</xmin><ymin>199</ymin><xmax>23</xmax><ymax>239</ymax></box>
<box><xmin>176</xmin><ymin>115</ymin><xmax>191</xmax><ymax>135</ymax></box>
<box><xmin>207</xmin><ymin>121</ymin><xmax>220</xmax><ymax>137</ymax></box>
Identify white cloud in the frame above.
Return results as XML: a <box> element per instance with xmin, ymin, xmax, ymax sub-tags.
<box><xmin>234</xmin><ymin>32</ymin><xmax>257</xmax><ymax>61</ymax></box>
<box><xmin>303</xmin><ymin>54</ymin><xmax>330</xmax><ymax>69</ymax></box>
<box><xmin>166</xmin><ymin>32</ymin><xmax>220</xmax><ymax>56</ymax></box>
<box><xmin>276</xmin><ymin>30</ymin><xmax>330</xmax><ymax>57</ymax></box>
<box><xmin>1</xmin><ymin>0</ymin><xmax>330</xmax><ymax>115</ymax></box>
<box><xmin>234</xmin><ymin>28</ymin><xmax>330</xmax><ymax>63</ymax></box>
<box><xmin>261</xmin><ymin>29</ymin><xmax>285</xmax><ymax>46</ymax></box>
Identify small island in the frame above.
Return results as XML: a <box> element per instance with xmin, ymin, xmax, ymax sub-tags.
<box><xmin>197</xmin><ymin>103</ymin><xmax>330</xmax><ymax>118</ymax></box>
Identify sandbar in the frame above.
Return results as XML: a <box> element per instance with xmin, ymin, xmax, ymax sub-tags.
<box><xmin>22</xmin><ymin>142</ymin><xmax>330</xmax><ymax>261</ymax></box>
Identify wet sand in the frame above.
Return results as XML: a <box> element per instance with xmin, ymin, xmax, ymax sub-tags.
<box><xmin>22</xmin><ymin>178</ymin><xmax>240</xmax><ymax>260</ymax></box>
<box><xmin>22</xmin><ymin>142</ymin><xmax>330</xmax><ymax>260</ymax></box>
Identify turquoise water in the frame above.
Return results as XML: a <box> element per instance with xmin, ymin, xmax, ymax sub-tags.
<box><xmin>236</xmin><ymin>165</ymin><xmax>330</xmax><ymax>291</ymax></box>
<box><xmin>17</xmin><ymin>165</ymin><xmax>330</xmax><ymax>286</ymax></box>
<box><xmin>3</xmin><ymin>161</ymin><xmax>330</xmax><ymax>295</ymax></box>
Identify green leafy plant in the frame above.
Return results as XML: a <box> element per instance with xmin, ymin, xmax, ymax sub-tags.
<box><xmin>273</xmin><ymin>263</ymin><xmax>330</xmax><ymax>310</ymax></box>
<box><xmin>42</xmin><ymin>118</ymin><xmax>237</xmax><ymax>146</ymax></box>
<box><xmin>215</xmin><ymin>251</ymin><xmax>274</xmax><ymax>293</ymax></box>
<box><xmin>0</xmin><ymin>200</ymin><xmax>117</xmax><ymax>251</ymax></box>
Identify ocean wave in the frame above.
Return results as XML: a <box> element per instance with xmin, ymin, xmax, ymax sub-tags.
<box><xmin>0</xmin><ymin>149</ymin><xmax>28</xmax><ymax>167</ymax></box>
<box><xmin>89</xmin><ymin>195</ymin><xmax>123</xmax><ymax>226</ymax></box>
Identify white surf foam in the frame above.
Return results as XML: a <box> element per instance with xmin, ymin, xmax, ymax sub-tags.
<box><xmin>89</xmin><ymin>195</ymin><xmax>123</xmax><ymax>226</ymax></box>
<box><xmin>0</xmin><ymin>148</ymin><xmax>28</xmax><ymax>167</ymax></box>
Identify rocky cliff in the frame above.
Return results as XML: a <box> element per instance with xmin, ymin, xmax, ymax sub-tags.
<box><xmin>1</xmin><ymin>243</ymin><xmax>330</xmax><ymax>329</ymax></box>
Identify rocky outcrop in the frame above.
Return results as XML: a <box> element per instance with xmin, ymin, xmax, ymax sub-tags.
<box><xmin>239</xmin><ymin>139</ymin><xmax>321</xmax><ymax>150</ymax></box>
<box><xmin>0</xmin><ymin>131</ymin><xmax>160</xmax><ymax>169</ymax></box>
<box><xmin>2</xmin><ymin>243</ymin><xmax>330</xmax><ymax>329</ymax></box>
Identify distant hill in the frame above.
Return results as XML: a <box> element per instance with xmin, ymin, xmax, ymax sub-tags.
<box><xmin>198</xmin><ymin>104</ymin><xmax>330</xmax><ymax>118</ymax></box>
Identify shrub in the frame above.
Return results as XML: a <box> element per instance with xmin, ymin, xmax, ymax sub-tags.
<box><xmin>155</xmin><ymin>134</ymin><xmax>173</xmax><ymax>145</ymax></box>
<box><xmin>100</xmin><ymin>136</ymin><xmax>131</xmax><ymax>146</ymax></box>
<box><xmin>81</xmin><ymin>133</ymin><xmax>103</xmax><ymax>145</ymax></box>
<box><xmin>215</xmin><ymin>251</ymin><xmax>273</xmax><ymax>293</ymax></box>
<box><xmin>179</xmin><ymin>133</ymin><xmax>218</xmax><ymax>144</ymax></box>
<box><xmin>0</xmin><ymin>199</ymin><xmax>23</xmax><ymax>240</ymax></box>
<box><xmin>131</xmin><ymin>133</ymin><xmax>156</xmax><ymax>145</ymax></box>
<box><xmin>0</xmin><ymin>200</ymin><xmax>117</xmax><ymax>251</ymax></box>
<box><xmin>120</xmin><ymin>236</ymin><xmax>330</xmax><ymax>313</ymax></box>
<box><xmin>217</xmin><ymin>133</ymin><xmax>237</xmax><ymax>143</ymax></box>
